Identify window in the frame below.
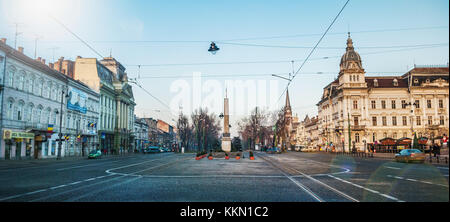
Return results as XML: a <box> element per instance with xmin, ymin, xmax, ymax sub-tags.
<box><xmin>355</xmin><ymin>133</ymin><xmax>360</xmax><ymax>143</ymax></box>
<box><xmin>415</xmin><ymin>100</ymin><xmax>420</xmax><ymax>108</ymax></box>
<box><xmin>427</xmin><ymin>100</ymin><xmax>432</xmax><ymax>109</ymax></box>
<box><xmin>383</xmin><ymin>132</ymin><xmax>387</xmax><ymax>138</ymax></box>
<box><xmin>416</xmin><ymin>116</ymin><xmax>421</xmax><ymax>126</ymax></box>
<box><xmin>354</xmin><ymin>116</ymin><xmax>359</xmax><ymax>126</ymax></box>
<box><xmin>356</xmin><ymin>75</ymin><xmax>359</xmax><ymax>81</ymax></box>
<box><xmin>403</xmin><ymin>132</ymin><xmax>407</xmax><ymax>138</ymax></box>
<box><xmin>382</xmin><ymin>116</ymin><xmax>387</xmax><ymax>126</ymax></box>
<box><xmin>372</xmin><ymin>133</ymin><xmax>377</xmax><ymax>142</ymax></box>
<box><xmin>353</xmin><ymin>100</ymin><xmax>358</xmax><ymax>109</ymax></box>
<box><xmin>371</xmin><ymin>101</ymin><xmax>376</xmax><ymax>109</ymax></box>
<box><xmin>428</xmin><ymin>116</ymin><xmax>433</xmax><ymax>125</ymax></box>
<box><xmin>29</xmin><ymin>76</ymin><xmax>34</xmax><ymax>93</ymax></box>
<box><xmin>7</xmin><ymin>68</ymin><xmax>15</xmax><ymax>87</ymax></box>
<box><xmin>392</xmin><ymin>116</ymin><xmax>397</xmax><ymax>126</ymax></box>
<box><xmin>6</xmin><ymin>100</ymin><xmax>13</xmax><ymax>120</ymax></box>
<box><xmin>391</xmin><ymin>100</ymin><xmax>396</xmax><ymax>109</ymax></box>
<box><xmin>440</xmin><ymin>116</ymin><xmax>445</xmax><ymax>125</ymax></box>
<box><xmin>381</xmin><ymin>100</ymin><xmax>386</xmax><ymax>109</ymax></box>
<box><xmin>393</xmin><ymin>133</ymin><xmax>397</xmax><ymax>139</ymax></box>
<box><xmin>53</xmin><ymin>110</ymin><xmax>58</xmax><ymax>126</ymax></box>
<box><xmin>18</xmin><ymin>73</ymin><xmax>24</xmax><ymax>91</ymax></box>
<box><xmin>372</xmin><ymin>117</ymin><xmax>377</xmax><ymax>126</ymax></box>
<box><xmin>439</xmin><ymin>100</ymin><xmax>444</xmax><ymax>109</ymax></box>
<box><xmin>402</xmin><ymin>116</ymin><xmax>407</xmax><ymax>126</ymax></box>
<box><xmin>401</xmin><ymin>100</ymin><xmax>407</xmax><ymax>109</ymax></box>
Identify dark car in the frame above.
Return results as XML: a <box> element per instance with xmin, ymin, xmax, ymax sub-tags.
<box><xmin>144</xmin><ymin>146</ymin><xmax>161</xmax><ymax>154</ymax></box>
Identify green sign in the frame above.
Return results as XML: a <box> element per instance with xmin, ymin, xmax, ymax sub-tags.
<box><xmin>11</xmin><ymin>132</ymin><xmax>35</xmax><ymax>139</ymax></box>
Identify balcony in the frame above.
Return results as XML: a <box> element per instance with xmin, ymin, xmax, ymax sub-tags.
<box><xmin>351</xmin><ymin>125</ymin><xmax>366</xmax><ymax>131</ymax></box>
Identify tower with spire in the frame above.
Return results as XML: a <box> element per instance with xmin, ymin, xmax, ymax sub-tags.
<box><xmin>281</xmin><ymin>89</ymin><xmax>294</xmax><ymax>151</ymax></box>
<box><xmin>338</xmin><ymin>32</ymin><xmax>367</xmax><ymax>89</ymax></box>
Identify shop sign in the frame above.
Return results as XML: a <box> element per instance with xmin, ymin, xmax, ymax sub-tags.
<box><xmin>3</xmin><ymin>130</ymin><xmax>34</xmax><ymax>139</ymax></box>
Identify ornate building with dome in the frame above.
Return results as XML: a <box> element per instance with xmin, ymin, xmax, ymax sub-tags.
<box><xmin>315</xmin><ymin>33</ymin><xmax>449</xmax><ymax>152</ymax></box>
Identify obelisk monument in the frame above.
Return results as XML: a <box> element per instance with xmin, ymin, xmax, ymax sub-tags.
<box><xmin>221</xmin><ymin>91</ymin><xmax>231</xmax><ymax>152</ymax></box>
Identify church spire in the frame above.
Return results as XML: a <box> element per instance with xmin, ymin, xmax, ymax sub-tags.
<box><xmin>285</xmin><ymin>89</ymin><xmax>292</xmax><ymax>114</ymax></box>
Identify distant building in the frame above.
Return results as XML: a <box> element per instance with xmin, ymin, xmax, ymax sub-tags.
<box><xmin>134</xmin><ymin>116</ymin><xmax>149</xmax><ymax>152</ymax></box>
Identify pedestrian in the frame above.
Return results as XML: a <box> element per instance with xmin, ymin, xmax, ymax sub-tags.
<box><xmin>433</xmin><ymin>143</ymin><xmax>438</xmax><ymax>157</ymax></box>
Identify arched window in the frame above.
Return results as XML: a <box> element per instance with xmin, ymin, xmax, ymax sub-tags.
<box><xmin>53</xmin><ymin>110</ymin><xmax>58</xmax><ymax>126</ymax></box>
<box><xmin>36</xmin><ymin>78</ymin><xmax>43</xmax><ymax>96</ymax></box>
<box><xmin>36</xmin><ymin>106</ymin><xmax>43</xmax><ymax>123</ymax></box>
<box><xmin>17</xmin><ymin>101</ymin><xmax>24</xmax><ymax>121</ymax></box>
<box><xmin>356</xmin><ymin>75</ymin><xmax>359</xmax><ymax>81</ymax></box>
<box><xmin>52</xmin><ymin>84</ymin><xmax>57</xmax><ymax>101</ymax></box>
<box><xmin>17</xmin><ymin>71</ymin><xmax>25</xmax><ymax>91</ymax></box>
<box><xmin>6</xmin><ymin>98</ymin><xmax>14</xmax><ymax>120</ymax></box>
<box><xmin>6</xmin><ymin>66</ymin><xmax>16</xmax><ymax>87</ymax></box>
<box><xmin>355</xmin><ymin>133</ymin><xmax>360</xmax><ymax>143</ymax></box>
<box><xmin>45</xmin><ymin>107</ymin><xmax>52</xmax><ymax>124</ymax></box>
<box><xmin>25</xmin><ymin>103</ymin><xmax>33</xmax><ymax>122</ymax></box>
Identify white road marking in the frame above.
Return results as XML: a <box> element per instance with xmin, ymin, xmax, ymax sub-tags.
<box><xmin>437</xmin><ymin>167</ymin><xmax>449</xmax><ymax>170</ymax></box>
<box><xmin>84</xmin><ymin>178</ymin><xmax>96</xmax><ymax>182</ymax></box>
<box><xmin>328</xmin><ymin>174</ymin><xmax>403</xmax><ymax>202</ymax></box>
<box><xmin>50</xmin><ymin>185</ymin><xmax>67</xmax><ymax>190</ymax></box>
<box><xmin>387</xmin><ymin>175</ymin><xmax>449</xmax><ymax>187</ymax></box>
<box><xmin>257</xmin><ymin>154</ymin><xmax>324</xmax><ymax>202</ymax></box>
<box><xmin>288</xmin><ymin>167</ymin><xmax>359</xmax><ymax>202</ymax></box>
<box><xmin>56</xmin><ymin>160</ymin><xmax>123</xmax><ymax>171</ymax></box>
<box><xmin>69</xmin><ymin>181</ymin><xmax>82</xmax><ymax>185</ymax></box>
<box><xmin>384</xmin><ymin>166</ymin><xmax>401</xmax><ymax>170</ymax></box>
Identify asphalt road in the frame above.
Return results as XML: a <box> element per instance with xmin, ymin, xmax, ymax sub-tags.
<box><xmin>0</xmin><ymin>151</ymin><xmax>448</xmax><ymax>202</ymax></box>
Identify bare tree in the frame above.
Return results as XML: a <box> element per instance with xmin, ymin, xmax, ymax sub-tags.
<box><xmin>191</xmin><ymin>108</ymin><xmax>221</xmax><ymax>152</ymax></box>
<box><xmin>177</xmin><ymin>112</ymin><xmax>192</xmax><ymax>151</ymax></box>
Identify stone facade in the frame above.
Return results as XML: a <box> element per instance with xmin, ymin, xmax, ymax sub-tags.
<box><xmin>316</xmin><ymin>34</ymin><xmax>449</xmax><ymax>152</ymax></box>
<box><xmin>0</xmin><ymin>39</ymin><xmax>99</xmax><ymax>160</ymax></box>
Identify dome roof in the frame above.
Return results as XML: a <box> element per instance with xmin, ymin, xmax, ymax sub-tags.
<box><xmin>340</xmin><ymin>33</ymin><xmax>363</xmax><ymax>72</ymax></box>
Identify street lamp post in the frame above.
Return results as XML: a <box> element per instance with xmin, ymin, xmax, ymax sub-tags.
<box><xmin>57</xmin><ymin>89</ymin><xmax>67</xmax><ymax>160</ymax></box>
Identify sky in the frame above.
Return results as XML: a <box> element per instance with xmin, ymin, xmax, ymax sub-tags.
<box><xmin>0</xmin><ymin>0</ymin><xmax>448</xmax><ymax>137</ymax></box>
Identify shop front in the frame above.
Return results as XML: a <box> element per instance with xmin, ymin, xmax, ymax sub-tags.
<box><xmin>2</xmin><ymin>130</ymin><xmax>35</xmax><ymax>160</ymax></box>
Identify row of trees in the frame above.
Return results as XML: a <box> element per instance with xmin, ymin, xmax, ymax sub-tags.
<box><xmin>238</xmin><ymin>107</ymin><xmax>287</xmax><ymax>150</ymax></box>
<box><xmin>177</xmin><ymin>106</ymin><xmax>287</xmax><ymax>152</ymax></box>
<box><xmin>177</xmin><ymin>107</ymin><xmax>222</xmax><ymax>152</ymax></box>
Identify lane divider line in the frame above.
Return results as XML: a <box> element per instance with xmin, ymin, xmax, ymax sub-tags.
<box><xmin>387</xmin><ymin>175</ymin><xmax>449</xmax><ymax>187</ymax></box>
<box><xmin>257</xmin><ymin>154</ymin><xmax>323</xmax><ymax>202</ymax></box>
<box><xmin>328</xmin><ymin>174</ymin><xmax>402</xmax><ymax>202</ymax></box>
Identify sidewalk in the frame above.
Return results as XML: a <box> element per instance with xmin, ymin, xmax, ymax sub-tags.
<box><xmin>323</xmin><ymin>151</ymin><xmax>449</xmax><ymax>166</ymax></box>
<box><xmin>0</xmin><ymin>153</ymin><xmax>138</xmax><ymax>170</ymax></box>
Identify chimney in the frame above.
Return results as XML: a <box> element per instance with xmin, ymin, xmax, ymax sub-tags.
<box><xmin>37</xmin><ymin>57</ymin><xmax>42</xmax><ymax>62</ymax></box>
<box><xmin>42</xmin><ymin>59</ymin><xmax>46</xmax><ymax>64</ymax></box>
<box><xmin>0</xmin><ymin>38</ymin><xmax>6</xmax><ymax>44</ymax></box>
<box><xmin>18</xmin><ymin>46</ymin><xmax>24</xmax><ymax>54</ymax></box>
<box><xmin>59</xmin><ymin>56</ymin><xmax>64</xmax><ymax>62</ymax></box>
<box><xmin>49</xmin><ymin>63</ymin><xmax>54</xmax><ymax>69</ymax></box>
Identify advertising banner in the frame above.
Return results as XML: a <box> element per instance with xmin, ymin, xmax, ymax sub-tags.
<box><xmin>67</xmin><ymin>86</ymin><xmax>87</xmax><ymax>113</ymax></box>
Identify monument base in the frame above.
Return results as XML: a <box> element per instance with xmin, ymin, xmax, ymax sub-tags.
<box><xmin>221</xmin><ymin>138</ymin><xmax>231</xmax><ymax>152</ymax></box>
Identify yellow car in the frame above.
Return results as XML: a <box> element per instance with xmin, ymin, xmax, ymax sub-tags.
<box><xmin>395</xmin><ymin>149</ymin><xmax>425</xmax><ymax>163</ymax></box>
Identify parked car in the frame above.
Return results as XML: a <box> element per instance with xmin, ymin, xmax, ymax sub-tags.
<box><xmin>395</xmin><ymin>149</ymin><xmax>425</xmax><ymax>163</ymax></box>
<box><xmin>295</xmin><ymin>145</ymin><xmax>305</xmax><ymax>152</ymax></box>
<box><xmin>144</xmin><ymin>146</ymin><xmax>161</xmax><ymax>154</ymax></box>
<box><xmin>88</xmin><ymin>149</ymin><xmax>102</xmax><ymax>159</ymax></box>
<box><xmin>266</xmin><ymin>147</ymin><xmax>281</xmax><ymax>154</ymax></box>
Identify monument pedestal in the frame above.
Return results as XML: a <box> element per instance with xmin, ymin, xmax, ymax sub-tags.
<box><xmin>222</xmin><ymin>137</ymin><xmax>231</xmax><ymax>152</ymax></box>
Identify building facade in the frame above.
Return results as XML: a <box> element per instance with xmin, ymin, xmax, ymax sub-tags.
<box><xmin>316</xmin><ymin>34</ymin><xmax>449</xmax><ymax>152</ymax></box>
<box><xmin>134</xmin><ymin>116</ymin><xmax>149</xmax><ymax>152</ymax></box>
<box><xmin>72</xmin><ymin>56</ymin><xmax>135</xmax><ymax>154</ymax></box>
<box><xmin>0</xmin><ymin>39</ymin><xmax>100</xmax><ymax>160</ymax></box>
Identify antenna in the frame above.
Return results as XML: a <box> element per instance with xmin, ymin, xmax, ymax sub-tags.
<box><xmin>13</xmin><ymin>23</ymin><xmax>24</xmax><ymax>49</ymax></box>
<box><xmin>34</xmin><ymin>35</ymin><xmax>43</xmax><ymax>59</ymax></box>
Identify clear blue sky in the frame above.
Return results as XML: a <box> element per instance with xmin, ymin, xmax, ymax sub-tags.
<box><xmin>1</xmin><ymin>0</ymin><xmax>448</xmax><ymax>134</ymax></box>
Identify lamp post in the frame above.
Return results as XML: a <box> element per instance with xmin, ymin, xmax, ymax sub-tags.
<box><xmin>57</xmin><ymin>89</ymin><xmax>68</xmax><ymax>160</ymax></box>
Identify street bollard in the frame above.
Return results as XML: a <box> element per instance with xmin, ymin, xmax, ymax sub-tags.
<box><xmin>445</xmin><ymin>157</ymin><xmax>448</xmax><ymax>164</ymax></box>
